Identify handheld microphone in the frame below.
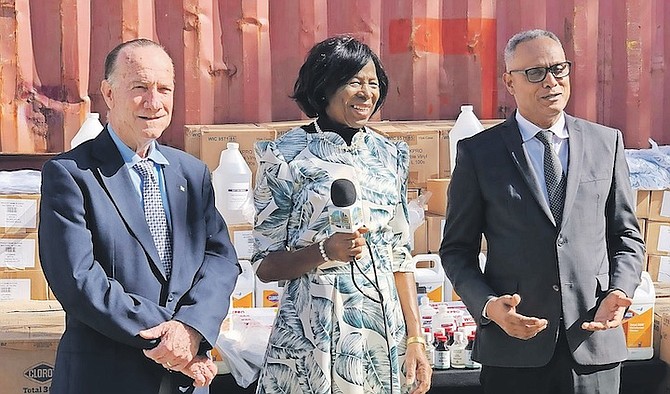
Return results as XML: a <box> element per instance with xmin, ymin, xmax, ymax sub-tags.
<box><xmin>329</xmin><ymin>179</ymin><xmax>364</xmax><ymax>233</ymax></box>
<box><xmin>329</xmin><ymin>179</ymin><xmax>393</xmax><ymax>392</ymax></box>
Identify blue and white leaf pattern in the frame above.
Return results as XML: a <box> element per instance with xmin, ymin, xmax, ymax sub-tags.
<box><xmin>254</xmin><ymin>125</ymin><xmax>413</xmax><ymax>393</ymax></box>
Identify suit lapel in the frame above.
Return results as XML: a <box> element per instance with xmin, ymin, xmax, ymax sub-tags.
<box><xmin>560</xmin><ymin>115</ymin><xmax>584</xmax><ymax>225</ymax></box>
<box><xmin>92</xmin><ymin>129</ymin><xmax>167</xmax><ymax>279</ymax></box>
<box><xmin>500</xmin><ymin>116</ymin><xmax>556</xmax><ymax>224</ymax></box>
<box><xmin>160</xmin><ymin>149</ymin><xmax>188</xmax><ymax>282</ymax></box>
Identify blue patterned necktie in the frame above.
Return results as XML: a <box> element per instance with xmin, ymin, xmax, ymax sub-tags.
<box><xmin>536</xmin><ymin>130</ymin><xmax>566</xmax><ymax>225</ymax></box>
<box><xmin>134</xmin><ymin>159</ymin><xmax>172</xmax><ymax>277</ymax></box>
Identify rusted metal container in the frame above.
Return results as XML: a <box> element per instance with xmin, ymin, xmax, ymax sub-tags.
<box><xmin>0</xmin><ymin>0</ymin><xmax>667</xmax><ymax>160</ymax></box>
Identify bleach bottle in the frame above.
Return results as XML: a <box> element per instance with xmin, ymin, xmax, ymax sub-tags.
<box><xmin>231</xmin><ymin>260</ymin><xmax>255</xmax><ymax>308</ymax></box>
<box><xmin>623</xmin><ymin>271</ymin><xmax>655</xmax><ymax>360</ymax></box>
<box><xmin>449</xmin><ymin>105</ymin><xmax>484</xmax><ymax>175</ymax></box>
<box><xmin>212</xmin><ymin>142</ymin><xmax>254</xmax><ymax>225</ymax></box>
<box><xmin>413</xmin><ymin>254</ymin><xmax>450</xmax><ymax>303</ymax></box>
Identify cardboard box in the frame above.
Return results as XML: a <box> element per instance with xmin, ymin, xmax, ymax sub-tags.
<box><xmin>227</xmin><ymin>223</ymin><xmax>255</xmax><ymax>260</ymax></box>
<box><xmin>370</xmin><ymin>123</ymin><xmax>440</xmax><ymax>189</ymax></box>
<box><xmin>0</xmin><ymin>270</ymin><xmax>49</xmax><ymax>301</ymax></box>
<box><xmin>655</xmin><ymin>281</ymin><xmax>670</xmax><ymax>299</ymax></box>
<box><xmin>0</xmin><ymin>232</ymin><xmax>39</xmax><ymax>271</ymax></box>
<box><xmin>426</xmin><ymin>213</ymin><xmax>445</xmax><ymax>253</ymax></box>
<box><xmin>634</xmin><ymin>189</ymin><xmax>651</xmax><ymax>219</ymax></box>
<box><xmin>184</xmin><ymin>124</ymin><xmax>276</xmax><ymax>185</ymax></box>
<box><xmin>639</xmin><ymin>218</ymin><xmax>647</xmax><ymax>242</ymax></box>
<box><xmin>437</xmin><ymin>119</ymin><xmax>504</xmax><ymax>178</ymax></box>
<box><xmin>655</xmin><ymin>302</ymin><xmax>670</xmax><ymax>361</ymax></box>
<box><xmin>0</xmin><ymin>194</ymin><xmax>40</xmax><ymax>233</ymax></box>
<box><xmin>645</xmin><ymin>221</ymin><xmax>670</xmax><ymax>256</ymax></box>
<box><xmin>411</xmin><ymin>219</ymin><xmax>427</xmax><ymax>256</ymax></box>
<box><xmin>259</xmin><ymin>120</ymin><xmax>310</xmax><ymax>140</ymax></box>
<box><xmin>649</xmin><ymin>190</ymin><xmax>670</xmax><ymax>222</ymax></box>
<box><xmin>426</xmin><ymin>178</ymin><xmax>450</xmax><ymax>215</ymax></box>
<box><xmin>648</xmin><ymin>255</ymin><xmax>670</xmax><ymax>283</ymax></box>
<box><xmin>0</xmin><ymin>300</ymin><xmax>64</xmax><ymax>394</ymax></box>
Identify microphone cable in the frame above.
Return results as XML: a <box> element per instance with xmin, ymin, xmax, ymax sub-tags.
<box><xmin>349</xmin><ymin>238</ymin><xmax>395</xmax><ymax>394</ymax></box>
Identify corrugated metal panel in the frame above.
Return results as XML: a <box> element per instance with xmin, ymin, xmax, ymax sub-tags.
<box><xmin>0</xmin><ymin>0</ymin><xmax>668</xmax><ymax>155</ymax></box>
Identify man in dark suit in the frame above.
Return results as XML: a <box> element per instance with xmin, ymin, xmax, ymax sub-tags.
<box><xmin>440</xmin><ymin>29</ymin><xmax>644</xmax><ymax>393</ymax></box>
<box><xmin>38</xmin><ymin>39</ymin><xmax>240</xmax><ymax>394</ymax></box>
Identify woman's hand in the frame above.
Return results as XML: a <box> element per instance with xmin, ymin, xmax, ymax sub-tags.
<box><xmin>405</xmin><ymin>341</ymin><xmax>432</xmax><ymax>394</ymax></box>
<box><xmin>323</xmin><ymin>227</ymin><xmax>369</xmax><ymax>261</ymax></box>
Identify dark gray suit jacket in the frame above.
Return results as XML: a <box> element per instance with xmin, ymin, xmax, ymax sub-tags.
<box><xmin>440</xmin><ymin>113</ymin><xmax>644</xmax><ymax>367</ymax></box>
<box><xmin>38</xmin><ymin>128</ymin><xmax>240</xmax><ymax>394</ymax></box>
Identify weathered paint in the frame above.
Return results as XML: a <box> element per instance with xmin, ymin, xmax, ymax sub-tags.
<box><xmin>0</xmin><ymin>0</ymin><xmax>668</xmax><ymax>158</ymax></box>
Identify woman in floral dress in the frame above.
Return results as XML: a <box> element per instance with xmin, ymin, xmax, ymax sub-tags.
<box><xmin>252</xmin><ymin>35</ymin><xmax>432</xmax><ymax>394</ymax></box>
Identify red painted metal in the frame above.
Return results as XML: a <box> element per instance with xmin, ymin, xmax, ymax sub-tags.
<box><xmin>0</xmin><ymin>0</ymin><xmax>668</xmax><ymax>157</ymax></box>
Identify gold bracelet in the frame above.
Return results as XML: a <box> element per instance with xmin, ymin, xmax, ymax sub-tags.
<box><xmin>406</xmin><ymin>336</ymin><xmax>426</xmax><ymax>348</ymax></box>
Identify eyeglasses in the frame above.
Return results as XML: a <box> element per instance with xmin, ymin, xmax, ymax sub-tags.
<box><xmin>507</xmin><ymin>61</ymin><xmax>572</xmax><ymax>83</ymax></box>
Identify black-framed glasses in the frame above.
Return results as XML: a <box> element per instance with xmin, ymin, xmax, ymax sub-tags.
<box><xmin>508</xmin><ymin>61</ymin><xmax>572</xmax><ymax>83</ymax></box>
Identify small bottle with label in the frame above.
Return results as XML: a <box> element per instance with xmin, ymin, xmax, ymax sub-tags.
<box><xmin>423</xmin><ymin>330</ymin><xmax>435</xmax><ymax>368</ymax></box>
<box><xmin>465</xmin><ymin>332</ymin><xmax>481</xmax><ymax>369</ymax></box>
<box><xmin>433</xmin><ymin>335</ymin><xmax>450</xmax><ymax>370</ymax></box>
<box><xmin>450</xmin><ymin>331</ymin><xmax>468</xmax><ymax>369</ymax></box>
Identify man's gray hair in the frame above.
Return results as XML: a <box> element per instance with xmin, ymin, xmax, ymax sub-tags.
<box><xmin>504</xmin><ymin>29</ymin><xmax>562</xmax><ymax>69</ymax></box>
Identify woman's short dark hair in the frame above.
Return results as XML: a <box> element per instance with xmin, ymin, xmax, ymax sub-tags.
<box><xmin>292</xmin><ymin>35</ymin><xmax>389</xmax><ymax>118</ymax></box>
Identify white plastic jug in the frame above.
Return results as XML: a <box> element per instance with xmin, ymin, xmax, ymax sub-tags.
<box><xmin>449</xmin><ymin>105</ymin><xmax>484</xmax><ymax>175</ymax></box>
<box><xmin>231</xmin><ymin>260</ymin><xmax>255</xmax><ymax>308</ymax></box>
<box><xmin>623</xmin><ymin>271</ymin><xmax>655</xmax><ymax>360</ymax></box>
<box><xmin>70</xmin><ymin>112</ymin><xmax>104</xmax><ymax>149</ymax></box>
<box><xmin>413</xmin><ymin>254</ymin><xmax>452</xmax><ymax>303</ymax></box>
<box><xmin>212</xmin><ymin>142</ymin><xmax>253</xmax><ymax>225</ymax></box>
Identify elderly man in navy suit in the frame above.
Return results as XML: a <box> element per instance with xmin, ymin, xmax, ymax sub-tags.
<box><xmin>39</xmin><ymin>39</ymin><xmax>239</xmax><ymax>394</ymax></box>
<box><xmin>440</xmin><ymin>29</ymin><xmax>644</xmax><ymax>393</ymax></box>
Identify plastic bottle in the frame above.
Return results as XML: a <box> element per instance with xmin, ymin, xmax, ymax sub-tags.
<box><xmin>449</xmin><ymin>105</ymin><xmax>485</xmax><ymax>175</ymax></box>
<box><xmin>449</xmin><ymin>331</ymin><xmax>468</xmax><ymax>369</ymax></box>
<box><xmin>423</xmin><ymin>329</ymin><xmax>435</xmax><ymax>368</ymax></box>
<box><xmin>464</xmin><ymin>332</ymin><xmax>481</xmax><ymax>369</ymax></box>
<box><xmin>212</xmin><ymin>142</ymin><xmax>253</xmax><ymax>225</ymax></box>
<box><xmin>414</xmin><ymin>254</ymin><xmax>448</xmax><ymax>302</ymax></box>
<box><xmin>419</xmin><ymin>295</ymin><xmax>436</xmax><ymax>329</ymax></box>
<box><xmin>432</xmin><ymin>304</ymin><xmax>455</xmax><ymax>333</ymax></box>
<box><xmin>623</xmin><ymin>271</ymin><xmax>655</xmax><ymax>360</ymax></box>
<box><xmin>70</xmin><ymin>112</ymin><xmax>104</xmax><ymax>149</ymax></box>
<box><xmin>230</xmin><ymin>260</ymin><xmax>255</xmax><ymax>308</ymax></box>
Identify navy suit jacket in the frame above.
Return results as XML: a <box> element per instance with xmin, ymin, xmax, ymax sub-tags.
<box><xmin>440</xmin><ymin>113</ymin><xmax>645</xmax><ymax>367</ymax></box>
<box><xmin>38</xmin><ymin>128</ymin><xmax>239</xmax><ymax>394</ymax></box>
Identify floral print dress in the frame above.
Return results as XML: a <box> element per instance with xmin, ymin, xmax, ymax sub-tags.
<box><xmin>252</xmin><ymin>123</ymin><xmax>415</xmax><ymax>394</ymax></box>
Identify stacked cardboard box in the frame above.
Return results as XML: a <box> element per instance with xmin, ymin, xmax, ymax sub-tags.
<box><xmin>642</xmin><ymin>190</ymin><xmax>670</xmax><ymax>283</ymax></box>
<box><xmin>0</xmin><ymin>300</ymin><xmax>64</xmax><ymax>393</ymax></box>
<box><xmin>0</xmin><ymin>194</ymin><xmax>49</xmax><ymax>301</ymax></box>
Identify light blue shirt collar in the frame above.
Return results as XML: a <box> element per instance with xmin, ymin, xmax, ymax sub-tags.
<box><xmin>516</xmin><ymin>111</ymin><xmax>568</xmax><ymax>143</ymax></box>
<box><xmin>107</xmin><ymin>124</ymin><xmax>170</xmax><ymax>167</ymax></box>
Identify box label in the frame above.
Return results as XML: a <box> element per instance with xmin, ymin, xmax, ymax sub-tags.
<box><xmin>233</xmin><ymin>230</ymin><xmax>254</xmax><ymax>260</ymax></box>
<box><xmin>0</xmin><ymin>279</ymin><xmax>30</xmax><ymax>300</ymax></box>
<box><xmin>658</xmin><ymin>225</ymin><xmax>670</xmax><ymax>253</ymax></box>
<box><xmin>0</xmin><ymin>238</ymin><xmax>36</xmax><ymax>269</ymax></box>
<box><xmin>0</xmin><ymin>198</ymin><xmax>37</xmax><ymax>229</ymax></box>
<box><xmin>662</xmin><ymin>191</ymin><xmax>670</xmax><ymax>218</ymax></box>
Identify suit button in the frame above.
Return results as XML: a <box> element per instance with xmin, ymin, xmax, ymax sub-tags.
<box><xmin>557</xmin><ymin>236</ymin><xmax>566</xmax><ymax>246</ymax></box>
<box><xmin>167</xmin><ymin>295</ymin><xmax>174</xmax><ymax>302</ymax></box>
<box><xmin>552</xmin><ymin>285</ymin><xmax>560</xmax><ymax>292</ymax></box>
